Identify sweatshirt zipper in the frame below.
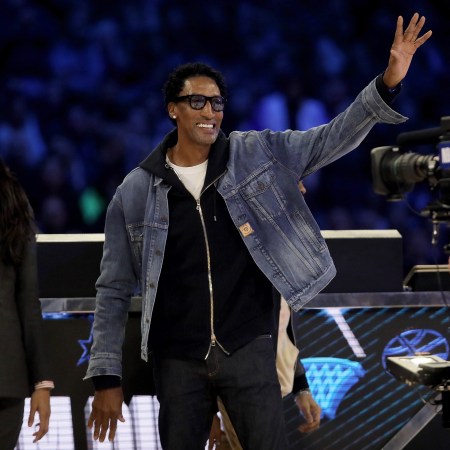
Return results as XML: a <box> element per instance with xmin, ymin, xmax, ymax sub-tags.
<box><xmin>199</xmin><ymin>173</ymin><xmax>229</xmax><ymax>358</ymax></box>
<box><xmin>196</xmin><ymin>197</ymin><xmax>230</xmax><ymax>359</ymax></box>
<box><xmin>167</xmin><ymin>160</ymin><xmax>229</xmax><ymax>359</ymax></box>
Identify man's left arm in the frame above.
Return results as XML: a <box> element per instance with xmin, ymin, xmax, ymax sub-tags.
<box><xmin>383</xmin><ymin>13</ymin><xmax>432</xmax><ymax>89</ymax></box>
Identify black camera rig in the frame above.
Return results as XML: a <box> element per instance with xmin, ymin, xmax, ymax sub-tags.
<box><xmin>371</xmin><ymin>116</ymin><xmax>450</xmax><ymax>247</ymax></box>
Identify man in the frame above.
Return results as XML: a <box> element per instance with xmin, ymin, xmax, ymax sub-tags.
<box><xmin>85</xmin><ymin>13</ymin><xmax>431</xmax><ymax>450</ymax></box>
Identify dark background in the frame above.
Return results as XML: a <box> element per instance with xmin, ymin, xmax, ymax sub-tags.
<box><xmin>0</xmin><ymin>0</ymin><xmax>449</xmax><ymax>273</ymax></box>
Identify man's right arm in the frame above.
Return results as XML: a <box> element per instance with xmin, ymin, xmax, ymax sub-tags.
<box><xmin>85</xmin><ymin>191</ymin><xmax>137</xmax><ymax>381</ymax></box>
<box><xmin>88</xmin><ymin>386</ymin><xmax>125</xmax><ymax>443</ymax></box>
<box><xmin>85</xmin><ymin>190</ymin><xmax>137</xmax><ymax>441</ymax></box>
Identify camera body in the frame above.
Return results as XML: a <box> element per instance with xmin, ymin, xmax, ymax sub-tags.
<box><xmin>371</xmin><ymin>116</ymin><xmax>450</xmax><ymax>219</ymax></box>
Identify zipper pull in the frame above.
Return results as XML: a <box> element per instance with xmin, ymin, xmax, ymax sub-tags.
<box><xmin>205</xmin><ymin>335</ymin><xmax>216</xmax><ymax>360</ymax></box>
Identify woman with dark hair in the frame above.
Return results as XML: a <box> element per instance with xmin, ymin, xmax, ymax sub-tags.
<box><xmin>0</xmin><ymin>159</ymin><xmax>53</xmax><ymax>449</ymax></box>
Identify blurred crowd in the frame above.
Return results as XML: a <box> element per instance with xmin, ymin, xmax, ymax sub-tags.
<box><xmin>0</xmin><ymin>0</ymin><xmax>449</xmax><ymax>275</ymax></box>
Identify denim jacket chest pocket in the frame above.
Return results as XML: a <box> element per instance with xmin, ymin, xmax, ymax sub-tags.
<box><xmin>240</xmin><ymin>169</ymin><xmax>285</xmax><ymax>221</ymax></box>
<box><xmin>239</xmin><ymin>168</ymin><xmax>325</xmax><ymax>254</ymax></box>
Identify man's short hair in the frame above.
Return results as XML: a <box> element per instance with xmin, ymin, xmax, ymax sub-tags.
<box><xmin>163</xmin><ymin>62</ymin><xmax>228</xmax><ymax>106</ymax></box>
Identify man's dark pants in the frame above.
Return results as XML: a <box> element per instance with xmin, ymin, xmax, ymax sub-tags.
<box><xmin>154</xmin><ymin>335</ymin><xmax>288</xmax><ymax>449</ymax></box>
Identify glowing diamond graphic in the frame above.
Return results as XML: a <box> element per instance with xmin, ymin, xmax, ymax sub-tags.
<box><xmin>303</xmin><ymin>357</ymin><xmax>366</xmax><ymax>420</ymax></box>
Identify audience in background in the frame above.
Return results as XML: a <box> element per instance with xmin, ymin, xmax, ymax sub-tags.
<box><xmin>0</xmin><ymin>0</ymin><xmax>448</xmax><ymax>273</ymax></box>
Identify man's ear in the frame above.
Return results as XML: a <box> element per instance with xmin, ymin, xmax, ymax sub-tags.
<box><xmin>168</xmin><ymin>103</ymin><xmax>176</xmax><ymax>119</ymax></box>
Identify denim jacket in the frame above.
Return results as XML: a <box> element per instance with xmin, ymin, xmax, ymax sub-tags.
<box><xmin>85</xmin><ymin>77</ymin><xmax>406</xmax><ymax>379</ymax></box>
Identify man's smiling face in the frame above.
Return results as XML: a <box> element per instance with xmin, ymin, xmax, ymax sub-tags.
<box><xmin>168</xmin><ymin>76</ymin><xmax>223</xmax><ymax>148</ymax></box>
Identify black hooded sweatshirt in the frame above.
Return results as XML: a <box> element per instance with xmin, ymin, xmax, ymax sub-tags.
<box><xmin>140</xmin><ymin>129</ymin><xmax>275</xmax><ymax>360</ymax></box>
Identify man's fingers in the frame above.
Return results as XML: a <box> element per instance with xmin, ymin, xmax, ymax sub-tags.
<box><xmin>92</xmin><ymin>416</ymin><xmax>105</xmax><ymax>441</ymax></box>
<box><xmin>98</xmin><ymin>419</ymin><xmax>110</xmax><ymax>442</ymax></box>
<box><xmin>403</xmin><ymin>13</ymin><xmax>419</xmax><ymax>38</ymax></box>
<box><xmin>87</xmin><ymin>414</ymin><xmax>94</xmax><ymax>430</ymax></box>
<box><xmin>401</xmin><ymin>13</ymin><xmax>432</xmax><ymax>47</ymax></box>
<box><xmin>394</xmin><ymin>13</ymin><xmax>431</xmax><ymax>47</ymax></box>
<box><xmin>414</xmin><ymin>30</ymin><xmax>433</xmax><ymax>48</ymax></box>
<box><xmin>108</xmin><ymin>419</ymin><xmax>118</xmax><ymax>442</ymax></box>
<box><xmin>91</xmin><ymin>415</ymin><xmax>125</xmax><ymax>441</ymax></box>
<box><xmin>393</xmin><ymin>16</ymin><xmax>404</xmax><ymax>43</ymax></box>
<box><xmin>406</xmin><ymin>15</ymin><xmax>425</xmax><ymax>41</ymax></box>
<box><xmin>411</xmin><ymin>16</ymin><xmax>426</xmax><ymax>40</ymax></box>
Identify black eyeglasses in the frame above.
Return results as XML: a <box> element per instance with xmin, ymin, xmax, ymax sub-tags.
<box><xmin>175</xmin><ymin>95</ymin><xmax>226</xmax><ymax>112</ymax></box>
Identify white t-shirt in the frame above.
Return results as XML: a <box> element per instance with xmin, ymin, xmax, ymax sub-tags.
<box><xmin>166</xmin><ymin>155</ymin><xmax>208</xmax><ymax>200</ymax></box>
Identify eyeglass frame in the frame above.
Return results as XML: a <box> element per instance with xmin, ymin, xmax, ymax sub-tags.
<box><xmin>174</xmin><ymin>94</ymin><xmax>226</xmax><ymax>112</ymax></box>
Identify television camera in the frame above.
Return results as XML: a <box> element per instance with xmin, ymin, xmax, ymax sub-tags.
<box><xmin>371</xmin><ymin>116</ymin><xmax>450</xmax><ymax>247</ymax></box>
<box><xmin>374</xmin><ymin>117</ymin><xmax>450</xmax><ymax>428</ymax></box>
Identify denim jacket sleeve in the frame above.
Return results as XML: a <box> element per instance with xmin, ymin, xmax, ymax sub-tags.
<box><xmin>249</xmin><ymin>76</ymin><xmax>407</xmax><ymax>180</ymax></box>
<box><xmin>84</xmin><ymin>186</ymin><xmax>138</xmax><ymax>380</ymax></box>
<box><xmin>222</xmin><ymin>77</ymin><xmax>407</xmax><ymax>311</ymax></box>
